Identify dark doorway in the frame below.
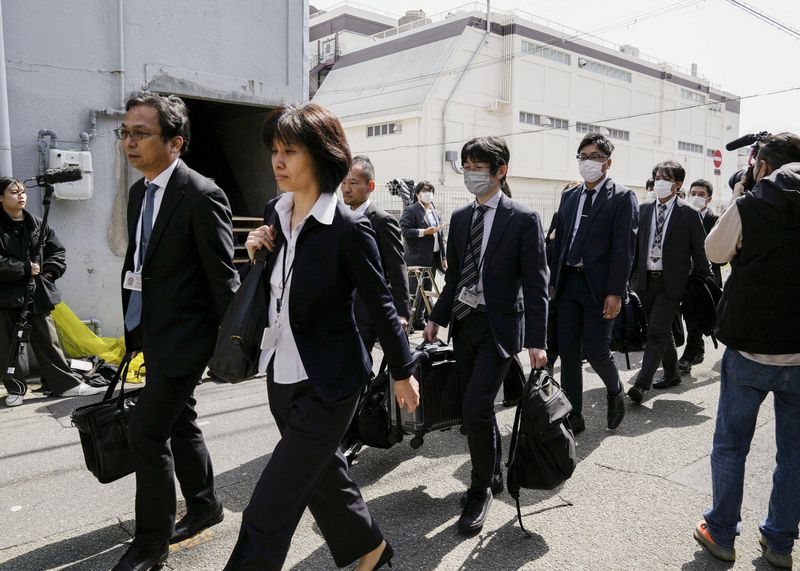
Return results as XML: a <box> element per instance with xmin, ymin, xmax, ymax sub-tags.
<box><xmin>180</xmin><ymin>98</ymin><xmax>277</xmax><ymax>217</ymax></box>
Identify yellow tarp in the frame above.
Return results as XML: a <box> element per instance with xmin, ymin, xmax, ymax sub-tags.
<box><xmin>51</xmin><ymin>303</ymin><xmax>146</xmax><ymax>382</ymax></box>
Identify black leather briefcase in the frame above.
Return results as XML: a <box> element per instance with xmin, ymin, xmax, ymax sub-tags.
<box><xmin>71</xmin><ymin>354</ymin><xmax>141</xmax><ymax>484</ymax></box>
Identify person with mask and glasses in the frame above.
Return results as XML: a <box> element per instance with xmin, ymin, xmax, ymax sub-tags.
<box><xmin>424</xmin><ymin>136</ymin><xmax>548</xmax><ymax>535</ymax></box>
<box><xmin>549</xmin><ymin>134</ymin><xmax>638</xmax><ymax>433</ymax></box>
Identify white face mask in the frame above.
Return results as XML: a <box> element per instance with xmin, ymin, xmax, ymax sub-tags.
<box><xmin>420</xmin><ymin>191</ymin><xmax>433</xmax><ymax>203</ymax></box>
<box><xmin>653</xmin><ymin>180</ymin><xmax>674</xmax><ymax>200</ymax></box>
<box><xmin>645</xmin><ymin>191</ymin><xmax>656</xmax><ymax>201</ymax></box>
<box><xmin>578</xmin><ymin>159</ymin><xmax>605</xmax><ymax>183</ymax></box>
<box><xmin>689</xmin><ymin>195</ymin><xmax>707</xmax><ymax>210</ymax></box>
<box><xmin>464</xmin><ymin>172</ymin><xmax>492</xmax><ymax>197</ymax></box>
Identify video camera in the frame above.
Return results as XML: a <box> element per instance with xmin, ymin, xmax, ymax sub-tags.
<box><xmin>725</xmin><ymin>131</ymin><xmax>770</xmax><ymax>192</ymax></box>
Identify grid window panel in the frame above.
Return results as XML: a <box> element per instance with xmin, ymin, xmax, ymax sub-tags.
<box><xmin>607</xmin><ymin>128</ymin><xmax>630</xmax><ymax>141</ymax></box>
<box><xmin>585</xmin><ymin>60</ymin><xmax>632</xmax><ymax>82</ymax></box>
<box><xmin>521</xmin><ymin>40</ymin><xmax>571</xmax><ymax>66</ymax></box>
<box><xmin>367</xmin><ymin>122</ymin><xmax>399</xmax><ymax>138</ymax></box>
<box><xmin>681</xmin><ymin>88</ymin><xmax>706</xmax><ymax>103</ymax></box>
<box><xmin>520</xmin><ymin>111</ymin><xmax>536</xmax><ymax>125</ymax></box>
<box><xmin>679</xmin><ymin>141</ymin><xmax>704</xmax><ymax>153</ymax></box>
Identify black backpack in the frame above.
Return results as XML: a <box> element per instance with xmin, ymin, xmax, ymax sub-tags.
<box><xmin>609</xmin><ymin>288</ymin><xmax>648</xmax><ymax>369</ymax></box>
<box><xmin>506</xmin><ymin>369</ymin><xmax>577</xmax><ymax>535</ymax></box>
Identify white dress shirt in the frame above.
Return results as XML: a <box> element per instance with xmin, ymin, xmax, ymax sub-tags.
<box><xmin>132</xmin><ymin>158</ymin><xmax>180</xmax><ymax>270</ymax></box>
<box><xmin>353</xmin><ymin>198</ymin><xmax>371</xmax><ymax>216</ymax></box>
<box><xmin>474</xmin><ymin>190</ymin><xmax>502</xmax><ymax>304</ymax></box>
<box><xmin>257</xmin><ymin>191</ymin><xmax>338</xmax><ymax>383</ymax></box>
<box><xmin>417</xmin><ymin>204</ymin><xmax>441</xmax><ymax>252</ymax></box>
<box><xmin>568</xmin><ymin>176</ymin><xmax>608</xmax><ymax>266</ymax></box>
<box><xmin>646</xmin><ymin>194</ymin><xmax>678</xmax><ymax>271</ymax></box>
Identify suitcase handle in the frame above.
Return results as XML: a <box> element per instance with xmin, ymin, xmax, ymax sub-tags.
<box><xmin>100</xmin><ymin>353</ymin><xmax>135</xmax><ymax>408</ymax></box>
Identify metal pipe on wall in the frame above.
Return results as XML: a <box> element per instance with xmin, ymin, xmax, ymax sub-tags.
<box><xmin>0</xmin><ymin>1</ymin><xmax>13</xmax><ymax>177</ymax></box>
<box><xmin>118</xmin><ymin>0</ymin><xmax>125</xmax><ymax>108</ymax></box>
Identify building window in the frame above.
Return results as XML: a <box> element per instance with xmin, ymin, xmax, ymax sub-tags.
<box><xmin>681</xmin><ymin>88</ymin><xmax>706</xmax><ymax>103</ymax></box>
<box><xmin>706</xmin><ymin>148</ymin><xmax>716</xmax><ymax>157</ymax></box>
<box><xmin>679</xmin><ymin>141</ymin><xmax>704</xmax><ymax>154</ymax></box>
<box><xmin>583</xmin><ymin>60</ymin><xmax>632</xmax><ymax>83</ymax></box>
<box><xmin>521</xmin><ymin>40</ymin><xmax>571</xmax><ymax>66</ymax></box>
<box><xmin>519</xmin><ymin>111</ymin><xmax>568</xmax><ymax>130</ymax></box>
<box><xmin>575</xmin><ymin>122</ymin><xmax>629</xmax><ymax>140</ymax></box>
<box><xmin>366</xmin><ymin>122</ymin><xmax>400</xmax><ymax>137</ymax></box>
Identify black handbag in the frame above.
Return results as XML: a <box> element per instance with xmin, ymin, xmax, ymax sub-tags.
<box><xmin>70</xmin><ymin>354</ymin><xmax>140</xmax><ymax>484</ymax></box>
<box><xmin>208</xmin><ymin>248</ymin><xmax>268</xmax><ymax>383</ymax></box>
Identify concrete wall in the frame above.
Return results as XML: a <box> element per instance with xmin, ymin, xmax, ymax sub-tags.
<box><xmin>3</xmin><ymin>0</ymin><xmax>308</xmax><ymax>338</ymax></box>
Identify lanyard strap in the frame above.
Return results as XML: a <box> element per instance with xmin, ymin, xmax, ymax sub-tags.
<box><xmin>277</xmin><ymin>243</ymin><xmax>295</xmax><ymax>315</ymax></box>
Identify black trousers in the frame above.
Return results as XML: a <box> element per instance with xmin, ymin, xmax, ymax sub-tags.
<box><xmin>556</xmin><ymin>268</ymin><xmax>622</xmax><ymax>417</ymax></box>
<box><xmin>635</xmin><ymin>275</ymin><xmax>682</xmax><ymax>389</ymax></box>
<box><xmin>682</xmin><ymin>321</ymin><xmax>705</xmax><ymax>362</ymax></box>
<box><xmin>127</xmin><ymin>363</ymin><xmax>217</xmax><ymax>547</ymax></box>
<box><xmin>452</xmin><ymin>311</ymin><xmax>509</xmax><ymax>491</ymax></box>
<box><xmin>225</xmin><ymin>378</ymin><xmax>382</xmax><ymax>570</ymax></box>
<box><xmin>0</xmin><ymin>309</ymin><xmax>82</xmax><ymax>396</ymax></box>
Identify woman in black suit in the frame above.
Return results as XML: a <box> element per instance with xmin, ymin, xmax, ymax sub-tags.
<box><xmin>400</xmin><ymin>181</ymin><xmax>446</xmax><ymax>327</ymax></box>
<box><xmin>224</xmin><ymin>103</ymin><xmax>419</xmax><ymax>571</ymax></box>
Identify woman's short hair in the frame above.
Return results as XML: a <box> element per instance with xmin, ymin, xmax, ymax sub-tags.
<box><xmin>653</xmin><ymin>160</ymin><xmax>686</xmax><ymax>183</ymax></box>
<box><xmin>414</xmin><ymin>180</ymin><xmax>435</xmax><ymax>195</ymax></box>
<box><xmin>262</xmin><ymin>102</ymin><xmax>351</xmax><ymax>194</ymax></box>
<box><xmin>0</xmin><ymin>177</ymin><xmax>23</xmax><ymax>195</ymax></box>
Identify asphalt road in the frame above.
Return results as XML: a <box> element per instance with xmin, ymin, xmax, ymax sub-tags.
<box><xmin>0</xmin><ymin>335</ymin><xmax>788</xmax><ymax>570</ymax></box>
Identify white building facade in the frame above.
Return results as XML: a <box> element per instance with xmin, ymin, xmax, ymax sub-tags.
<box><xmin>313</xmin><ymin>5</ymin><xmax>741</xmax><ymax>223</ymax></box>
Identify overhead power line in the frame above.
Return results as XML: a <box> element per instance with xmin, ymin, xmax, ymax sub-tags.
<box><xmin>360</xmin><ymin>84</ymin><xmax>800</xmax><ymax>154</ymax></box>
<box><xmin>722</xmin><ymin>0</ymin><xmax>800</xmax><ymax>41</ymax></box>
<box><xmin>317</xmin><ymin>0</ymin><xmax>706</xmax><ymax>97</ymax></box>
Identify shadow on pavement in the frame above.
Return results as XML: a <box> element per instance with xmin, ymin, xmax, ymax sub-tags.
<box><xmin>0</xmin><ymin>520</ymin><xmax>132</xmax><ymax>571</ymax></box>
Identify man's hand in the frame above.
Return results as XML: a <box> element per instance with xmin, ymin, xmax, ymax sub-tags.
<box><xmin>423</xmin><ymin>320</ymin><xmax>439</xmax><ymax>342</ymax></box>
<box><xmin>732</xmin><ymin>181</ymin><xmax>746</xmax><ymax>200</ymax></box>
<box><xmin>603</xmin><ymin>294</ymin><xmax>622</xmax><ymax>320</ymax></box>
<box><xmin>528</xmin><ymin>348</ymin><xmax>547</xmax><ymax>369</ymax></box>
<box><xmin>30</xmin><ymin>262</ymin><xmax>40</xmax><ymax>276</ymax></box>
<box><xmin>423</xmin><ymin>226</ymin><xmax>438</xmax><ymax>236</ymax></box>
<box><xmin>399</xmin><ymin>316</ymin><xmax>409</xmax><ymax>333</ymax></box>
<box><xmin>245</xmin><ymin>225</ymin><xmax>276</xmax><ymax>259</ymax></box>
<box><xmin>394</xmin><ymin>377</ymin><xmax>420</xmax><ymax>413</ymax></box>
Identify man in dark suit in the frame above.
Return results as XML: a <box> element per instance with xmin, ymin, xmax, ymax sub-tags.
<box><xmin>400</xmin><ymin>181</ymin><xmax>446</xmax><ymax>327</ymax></box>
<box><xmin>628</xmin><ymin>162</ymin><xmax>712</xmax><ymax>403</ymax></box>
<box><xmin>679</xmin><ymin>179</ymin><xmax>722</xmax><ymax>374</ymax></box>
<box><xmin>341</xmin><ymin>155</ymin><xmax>410</xmax><ymax>350</ymax></box>
<box><xmin>113</xmin><ymin>93</ymin><xmax>239</xmax><ymax>571</ymax></box>
<box><xmin>550</xmin><ymin>134</ymin><xmax>638</xmax><ymax>433</ymax></box>
<box><xmin>424</xmin><ymin>137</ymin><xmax>548</xmax><ymax>535</ymax></box>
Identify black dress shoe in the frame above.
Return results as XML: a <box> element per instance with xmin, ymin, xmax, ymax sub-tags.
<box><xmin>112</xmin><ymin>543</ymin><xmax>168</xmax><ymax>571</ymax></box>
<box><xmin>501</xmin><ymin>397</ymin><xmax>520</xmax><ymax>408</ymax></box>
<box><xmin>607</xmin><ymin>390</ymin><xmax>625</xmax><ymax>430</ymax></box>
<box><xmin>458</xmin><ymin>488</ymin><xmax>493</xmax><ymax>534</ymax></box>
<box><xmin>677</xmin><ymin>358</ymin><xmax>693</xmax><ymax>375</ymax></box>
<box><xmin>653</xmin><ymin>376</ymin><xmax>681</xmax><ymax>389</ymax></box>
<box><xmin>568</xmin><ymin>413</ymin><xmax>585</xmax><ymax>434</ymax></box>
<box><xmin>372</xmin><ymin>541</ymin><xmax>394</xmax><ymax>570</ymax></box>
<box><xmin>169</xmin><ymin>505</ymin><xmax>224</xmax><ymax>544</ymax></box>
<box><xmin>627</xmin><ymin>385</ymin><xmax>648</xmax><ymax>404</ymax></box>
<box><xmin>460</xmin><ymin>469</ymin><xmax>503</xmax><ymax>506</ymax></box>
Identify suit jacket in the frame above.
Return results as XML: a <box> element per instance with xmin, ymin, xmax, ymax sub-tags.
<box><xmin>354</xmin><ymin>203</ymin><xmax>410</xmax><ymax>323</ymax></box>
<box><xmin>635</xmin><ymin>198</ymin><xmax>712</xmax><ymax>300</ymax></box>
<box><xmin>550</xmin><ymin>179</ymin><xmax>639</xmax><ymax>304</ymax></box>
<box><xmin>261</xmin><ymin>197</ymin><xmax>415</xmax><ymax>402</ymax></box>
<box><xmin>701</xmin><ymin>210</ymin><xmax>723</xmax><ymax>285</ymax></box>
<box><xmin>429</xmin><ymin>192</ymin><xmax>549</xmax><ymax>358</ymax></box>
<box><xmin>121</xmin><ymin>161</ymin><xmax>239</xmax><ymax>376</ymax></box>
<box><xmin>400</xmin><ymin>201</ymin><xmax>446</xmax><ymax>269</ymax></box>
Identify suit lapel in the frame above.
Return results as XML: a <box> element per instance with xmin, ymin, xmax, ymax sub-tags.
<box><xmin>144</xmin><ymin>162</ymin><xmax>187</xmax><ymax>265</ymax></box>
<box><xmin>640</xmin><ymin>202</ymin><xmax>653</xmax><ymax>262</ymax></box>
<box><xmin>561</xmin><ymin>188</ymin><xmax>581</xmax><ymax>259</ymax></box>
<box><xmin>586</xmin><ymin>180</ymin><xmax>610</xmax><ymax>223</ymax></box>
<box><xmin>127</xmin><ymin>180</ymin><xmax>146</xmax><ymax>244</ymax></box>
<box><xmin>482</xmin><ymin>193</ymin><xmax>513</xmax><ymax>263</ymax></box>
<box><xmin>663</xmin><ymin>200</ymin><xmax>682</xmax><ymax>244</ymax></box>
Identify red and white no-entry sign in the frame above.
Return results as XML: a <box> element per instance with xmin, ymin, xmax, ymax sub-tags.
<box><xmin>712</xmin><ymin>149</ymin><xmax>722</xmax><ymax>169</ymax></box>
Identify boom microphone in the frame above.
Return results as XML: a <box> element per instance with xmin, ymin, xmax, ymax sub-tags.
<box><xmin>35</xmin><ymin>166</ymin><xmax>83</xmax><ymax>186</ymax></box>
<box><xmin>725</xmin><ymin>131</ymin><xmax>770</xmax><ymax>151</ymax></box>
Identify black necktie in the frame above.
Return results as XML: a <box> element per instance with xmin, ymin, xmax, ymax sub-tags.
<box><xmin>566</xmin><ymin>188</ymin><xmax>596</xmax><ymax>266</ymax></box>
<box><xmin>453</xmin><ymin>205</ymin><xmax>488</xmax><ymax>320</ymax></box>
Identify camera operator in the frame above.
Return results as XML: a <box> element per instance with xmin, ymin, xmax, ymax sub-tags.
<box><xmin>0</xmin><ymin>177</ymin><xmax>104</xmax><ymax>406</ymax></box>
<box><xmin>695</xmin><ymin>133</ymin><xmax>800</xmax><ymax>567</ymax></box>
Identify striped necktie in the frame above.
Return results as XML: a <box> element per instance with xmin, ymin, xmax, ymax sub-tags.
<box><xmin>124</xmin><ymin>182</ymin><xmax>158</xmax><ymax>331</ymax></box>
<box><xmin>650</xmin><ymin>203</ymin><xmax>668</xmax><ymax>263</ymax></box>
<box><xmin>453</xmin><ymin>205</ymin><xmax>488</xmax><ymax>320</ymax></box>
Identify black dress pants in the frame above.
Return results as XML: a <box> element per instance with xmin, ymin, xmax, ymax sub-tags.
<box><xmin>682</xmin><ymin>321</ymin><xmax>705</xmax><ymax>363</ymax></box>
<box><xmin>635</xmin><ymin>275</ymin><xmax>682</xmax><ymax>389</ymax></box>
<box><xmin>0</xmin><ymin>309</ymin><xmax>83</xmax><ymax>396</ymax></box>
<box><xmin>127</xmin><ymin>364</ymin><xmax>218</xmax><ymax>547</ymax></box>
<box><xmin>225</xmin><ymin>378</ymin><xmax>382</xmax><ymax>570</ymax></box>
<box><xmin>453</xmin><ymin>311</ymin><xmax>510</xmax><ymax>491</ymax></box>
<box><xmin>556</xmin><ymin>268</ymin><xmax>622</xmax><ymax>417</ymax></box>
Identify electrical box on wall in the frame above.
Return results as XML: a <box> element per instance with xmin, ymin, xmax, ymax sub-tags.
<box><xmin>48</xmin><ymin>149</ymin><xmax>93</xmax><ymax>199</ymax></box>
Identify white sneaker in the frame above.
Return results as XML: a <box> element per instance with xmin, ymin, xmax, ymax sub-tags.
<box><xmin>5</xmin><ymin>394</ymin><xmax>24</xmax><ymax>407</ymax></box>
<box><xmin>59</xmin><ymin>383</ymin><xmax>105</xmax><ymax>397</ymax></box>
